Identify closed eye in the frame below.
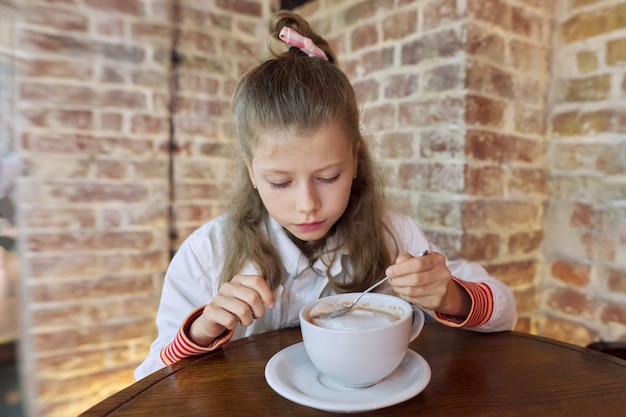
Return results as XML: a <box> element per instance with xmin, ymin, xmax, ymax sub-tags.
<box><xmin>319</xmin><ymin>174</ymin><xmax>341</xmax><ymax>184</ymax></box>
<box><xmin>269</xmin><ymin>181</ymin><xmax>290</xmax><ymax>189</ymax></box>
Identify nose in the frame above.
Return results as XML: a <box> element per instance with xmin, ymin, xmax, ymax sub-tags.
<box><xmin>296</xmin><ymin>182</ymin><xmax>320</xmax><ymax>214</ymax></box>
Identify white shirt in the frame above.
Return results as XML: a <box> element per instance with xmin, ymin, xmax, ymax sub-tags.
<box><xmin>134</xmin><ymin>211</ymin><xmax>517</xmax><ymax>379</ymax></box>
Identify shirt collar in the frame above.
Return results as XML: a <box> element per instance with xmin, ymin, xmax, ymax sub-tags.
<box><xmin>264</xmin><ymin>216</ymin><xmax>349</xmax><ymax>279</ymax></box>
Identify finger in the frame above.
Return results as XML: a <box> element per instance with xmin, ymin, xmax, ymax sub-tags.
<box><xmin>209</xmin><ymin>292</ymin><xmax>257</xmax><ymax>326</ymax></box>
<box><xmin>386</xmin><ymin>252</ymin><xmax>432</xmax><ymax>279</ymax></box>
<box><xmin>237</xmin><ymin>275</ymin><xmax>276</xmax><ymax>309</ymax></box>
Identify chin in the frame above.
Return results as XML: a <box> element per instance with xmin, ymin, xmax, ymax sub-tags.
<box><xmin>290</xmin><ymin>228</ymin><xmax>329</xmax><ymax>242</ymax></box>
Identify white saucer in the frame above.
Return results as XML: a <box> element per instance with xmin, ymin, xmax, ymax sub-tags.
<box><xmin>265</xmin><ymin>342</ymin><xmax>431</xmax><ymax>413</ymax></box>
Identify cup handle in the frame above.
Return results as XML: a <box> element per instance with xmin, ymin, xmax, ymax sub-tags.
<box><xmin>409</xmin><ymin>305</ymin><xmax>425</xmax><ymax>342</ymax></box>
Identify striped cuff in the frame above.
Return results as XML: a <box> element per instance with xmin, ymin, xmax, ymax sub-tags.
<box><xmin>160</xmin><ymin>306</ymin><xmax>235</xmax><ymax>366</ymax></box>
<box><xmin>434</xmin><ymin>278</ymin><xmax>494</xmax><ymax>328</ymax></box>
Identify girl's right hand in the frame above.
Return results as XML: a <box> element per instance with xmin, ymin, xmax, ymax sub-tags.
<box><xmin>189</xmin><ymin>275</ymin><xmax>275</xmax><ymax>346</ymax></box>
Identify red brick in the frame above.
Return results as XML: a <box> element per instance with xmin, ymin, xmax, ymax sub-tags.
<box><xmin>398</xmin><ymin>96</ymin><xmax>464</xmax><ymax>128</ymax></box>
<box><xmin>424</xmin><ymin>0</ymin><xmax>463</xmax><ymax>30</ymax></box>
<box><xmin>554</xmin><ymin>74</ymin><xmax>611</xmax><ymax>103</ymax></box>
<box><xmin>131</xmin><ymin>114</ymin><xmax>168</xmax><ymax>134</ymax></box>
<box><xmin>29</xmin><ymin>253</ymin><xmax>99</xmax><ymax>279</ymax></box>
<box><xmin>22</xmin><ymin>4</ymin><xmax>87</xmax><ymax>31</ymax></box>
<box><xmin>180</xmin><ymin>30</ymin><xmax>216</xmax><ymax>53</ymax></box>
<box><xmin>606</xmin><ymin>37</ymin><xmax>626</xmax><ymax>66</ymax></box>
<box><xmin>176</xmin><ymin>183</ymin><xmax>220</xmax><ymax>200</ymax></box>
<box><xmin>21</xmin><ymin>133</ymin><xmax>155</xmax><ymax>156</ymax></box>
<box><xmin>26</xmin><ymin>230</ymin><xmax>154</xmax><ymax>252</ymax></box>
<box><xmin>577</xmin><ymin>50</ymin><xmax>598</xmax><ymax>73</ymax></box>
<box><xmin>508</xmin><ymin>168</ymin><xmax>548</xmax><ymax>195</ymax></box>
<box><xmin>465</xmin><ymin>166</ymin><xmax>504</xmax><ymax>196</ymax></box>
<box><xmin>21</xmin><ymin>207</ymin><xmax>96</xmax><ymax>229</ymax></box>
<box><xmin>465</xmin><ymin>129</ymin><xmax>544</xmax><ymax>163</ymax></box>
<box><xmin>465</xmin><ymin>94</ymin><xmax>505</xmax><ymax>127</ymax></box>
<box><xmin>399</xmin><ymin>162</ymin><xmax>464</xmax><ymax>193</ymax></box>
<box><xmin>514</xmin><ymin>104</ymin><xmax>546</xmax><ymax>134</ymax></box>
<box><xmin>84</xmin><ymin>0</ymin><xmax>144</xmax><ymax>16</ymax></box>
<box><xmin>546</xmin><ymin>287</ymin><xmax>593</xmax><ymax>317</ymax></box>
<box><xmin>131</xmin><ymin>22</ymin><xmax>172</xmax><ymax>42</ymax></box>
<box><xmin>18</xmin><ymin>30</ymin><xmax>92</xmax><ymax>56</ymax></box>
<box><xmin>353</xmin><ymin>79</ymin><xmax>380</xmax><ymax>102</ymax></box>
<box><xmin>420</xmin><ymin>129</ymin><xmax>465</xmax><ymax>159</ymax></box>
<box><xmin>508</xmin><ymin>230</ymin><xmax>543</xmax><ymax>254</ymax></box>
<box><xmin>420</xmin><ymin>229</ymin><xmax>462</xmax><ymax>258</ymax></box>
<box><xmin>514</xmin><ymin>76</ymin><xmax>546</xmax><ymax>105</ymax></box>
<box><xmin>570</xmin><ymin>203</ymin><xmax>593</xmax><ymax>228</ymax></box>
<box><xmin>607</xmin><ymin>268</ymin><xmax>626</xmax><ymax>294</ymax></box>
<box><xmin>102</xmin><ymin>89</ymin><xmax>148</xmax><ymax>108</ymax></box>
<box><xmin>551</xmin><ymin>259</ymin><xmax>590</xmax><ymax>287</ymax></box>
<box><xmin>466</xmin><ymin>24</ymin><xmax>505</xmax><ymax>64</ymax></box>
<box><xmin>100</xmin><ymin>112</ymin><xmax>123</xmax><ymax>131</ymax></box>
<box><xmin>343</xmin><ymin>0</ymin><xmax>395</xmax><ymax>25</ymax></box>
<box><xmin>351</xmin><ymin>23</ymin><xmax>378</xmax><ymax>51</ymax></box>
<box><xmin>20</xmin><ymin>58</ymin><xmax>92</xmax><ymax>79</ymax></box>
<box><xmin>401</xmin><ymin>29</ymin><xmax>463</xmax><ymax>65</ymax></box>
<box><xmin>377</xmin><ymin>132</ymin><xmax>414</xmax><ymax>159</ymax></box>
<box><xmin>178</xmin><ymin>74</ymin><xmax>220</xmax><ymax>95</ymax></box>
<box><xmin>384</xmin><ymin>73</ymin><xmax>418</xmax><ymax>98</ymax></box>
<box><xmin>215</xmin><ymin>0</ymin><xmax>261</xmax><ymax>16</ymax></box>
<box><xmin>514</xmin><ymin>316</ymin><xmax>532</xmax><ymax>333</ymax></box>
<box><xmin>462</xmin><ymin>200</ymin><xmax>540</xmax><ymax>229</ymax></box>
<box><xmin>95</xmin><ymin>160</ymin><xmax>127</xmax><ymax>179</ymax></box>
<box><xmin>468</xmin><ymin>0</ymin><xmax>511</xmax><ymax>29</ymax></box>
<box><xmin>538</xmin><ymin>316</ymin><xmax>597</xmax><ymax>347</ymax></box>
<box><xmin>101</xmin><ymin>65</ymin><xmax>125</xmax><ymax>83</ymax></box>
<box><xmin>30</xmin><ymin>274</ymin><xmax>154</xmax><ymax>303</ymax></box>
<box><xmin>131</xmin><ymin>69</ymin><xmax>168</xmax><ymax>88</ymax></box>
<box><xmin>466</xmin><ymin>60</ymin><xmax>514</xmax><ymax>98</ymax></box>
<box><xmin>511</xmin><ymin>5</ymin><xmax>549</xmax><ymax>43</ymax></box>
<box><xmin>514</xmin><ymin>286</ymin><xmax>538</xmax><ymax>314</ymax></box>
<box><xmin>21</xmin><ymin>109</ymin><xmax>93</xmax><ymax>129</ymax></box>
<box><xmin>362</xmin><ymin>103</ymin><xmax>396</xmax><ymax>131</ymax></box>
<box><xmin>382</xmin><ymin>9</ymin><xmax>417</xmax><ymax>41</ymax></box>
<box><xmin>509</xmin><ymin>40</ymin><xmax>549</xmax><ymax>73</ymax></box>
<box><xmin>486</xmin><ymin>260</ymin><xmax>537</xmax><ymax>287</ymax></box>
<box><xmin>357</xmin><ymin>47</ymin><xmax>395</xmax><ymax>74</ymax></box>
<box><xmin>600</xmin><ymin>302</ymin><xmax>626</xmax><ymax>326</ymax></box>
<box><xmin>560</xmin><ymin>3</ymin><xmax>626</xmax><ymax>43</ymax></box>
<box><xmin>423</xmin><ymin>64</ymin><xmax>464</xmax><ymax>92</ymax></box>
<box><xmin>20</xmin><ymin>83</ymin><xmax>98</xmax><ymax>106</ymax></box>
<box><xmin>416</xmin><ymin>198</ymin><xmax>462</xmax><ymax>228</ymax></box>
<box><xmin>458</xmin><ymin>232</ymin><xmax>501</xmax><ymax>260</ymax></box>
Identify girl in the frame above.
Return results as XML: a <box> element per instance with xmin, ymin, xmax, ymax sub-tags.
<box><xmin>135</xmin><ymin>10</ymin><xmax>516</xmax><ymax>380</ymax></box>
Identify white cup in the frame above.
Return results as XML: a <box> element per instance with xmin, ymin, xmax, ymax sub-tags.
<box><xmin>299</xmin><ymin>292</ymin><xmax>425</xmax><ymax>388</ymax></box>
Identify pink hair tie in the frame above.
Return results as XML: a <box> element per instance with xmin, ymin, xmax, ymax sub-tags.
<box><xmin>279</xmin><ymin>27</ymin><xmax>329</xmax><ymax>61</ymax></box>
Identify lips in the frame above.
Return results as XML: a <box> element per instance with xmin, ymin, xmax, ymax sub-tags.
<box><xmin>295</xmin><ymin>221</ymin><xmax>325</xmax><ymax>232</ymax></box>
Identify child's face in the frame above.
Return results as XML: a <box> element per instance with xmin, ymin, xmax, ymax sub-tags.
<box><xmin>247</xmin><ymin>120</ymin><xmax>358</xmax><ymax>242</ymax></box>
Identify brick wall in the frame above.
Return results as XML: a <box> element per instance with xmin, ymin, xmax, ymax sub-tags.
<box><xmin>300</xmin><ymin>0</ymin><xmax>552</xmax><ymax>332</ymax></box>
<box><xmin>4</xmin><ymin>0</ymin><xmax>626</xmax><ymax>416</ymax></box>
<box><xmin>542</xmin><ymin>0</ymin><xmax>626</xmax><ymax>346</ymax></box>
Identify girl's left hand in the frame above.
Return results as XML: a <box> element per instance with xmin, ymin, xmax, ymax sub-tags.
<box><xmin>385</xmin><ymin>251</ymin><xmax>471</xmax><ymax>318</ymax></box>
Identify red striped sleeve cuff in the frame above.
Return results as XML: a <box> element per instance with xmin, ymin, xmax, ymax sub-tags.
<box><xmin>434</xmin><ymin>278</ymin><xmax>494</xmax><ymax>328</ymax></box>
<box><xmin>160</xmin><ymin>306</ymin><xmax>235</xmax><ymax>366</ymax></box>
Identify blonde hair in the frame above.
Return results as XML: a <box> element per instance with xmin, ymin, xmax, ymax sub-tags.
<box><xmin>219</xmin><ymin>10</ymin><xmax>396</xmax><ymax>292</ymax></box>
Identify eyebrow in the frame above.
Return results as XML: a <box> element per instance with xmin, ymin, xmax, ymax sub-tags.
<box><xmin>257</xmin><ymin>161</ymin><xmax>346</xmax><ymax>175</ymax></box>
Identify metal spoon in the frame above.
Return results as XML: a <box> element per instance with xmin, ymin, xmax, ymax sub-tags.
<box><xmin>316</xmin><ymin>249</ymin><xmax>429</xmax><ymax>319</ymax></box>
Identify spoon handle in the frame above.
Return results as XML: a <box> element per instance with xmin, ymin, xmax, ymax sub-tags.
<box><xmin>355</xmin><ymin>249</ymin><xmax>428</xmax><ymax>302</ymax></box>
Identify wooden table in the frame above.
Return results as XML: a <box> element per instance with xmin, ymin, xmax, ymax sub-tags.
<box><xmin>81</xmin><ymin>322</ymin><xmax>626</xmax><ymax>416</ymax></box>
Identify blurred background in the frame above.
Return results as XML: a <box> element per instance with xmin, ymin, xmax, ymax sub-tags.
<box><xmin>0</xmin><ymin>0</ymin><xmax>625</xmax><ymax>415</ymax></box>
